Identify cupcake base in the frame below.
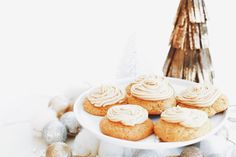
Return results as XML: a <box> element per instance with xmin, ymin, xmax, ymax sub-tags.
<box><xmin>83</xmin><ymin>98</ymin><xmax>127</xmax><ymax>116</ymax></box>
<box><xmin>100</xmin><ymin>118</ymin><xmax>153</xmax><ymax>141</ymax></box>
<box><xmin>178</xmin><ymin>95</ymin><xmax>228</xmax><ymax>117</ymax></box>
<box><xmin>127</xmin><ymin>95</ymin><xmax>176</xmax><ymax>115</ymax></box>
<box><xmin>154</xmin><ymin>119</ymin><xmax>211</xmax><ymax>142</ymax></box>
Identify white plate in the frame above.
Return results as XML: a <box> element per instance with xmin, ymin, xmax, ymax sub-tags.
<box><xmin>74</xmin><ymin>78</ymin><xmax>228</xmax><ymax>150</ymax></box>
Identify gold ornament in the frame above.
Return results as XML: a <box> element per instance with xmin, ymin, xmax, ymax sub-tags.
<box><xmin>46</xmin><ymin>142</ymin><xmax>72</xmax><ymax>157</ymax></box>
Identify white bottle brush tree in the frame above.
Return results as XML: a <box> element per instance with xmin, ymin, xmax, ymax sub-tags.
<box><xmin>117</xmin><ymin>33</ymin><xmax>137</xmax><ymax>79</ymax></box>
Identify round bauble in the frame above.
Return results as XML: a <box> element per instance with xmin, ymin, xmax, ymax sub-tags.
<box><xmin>98</xmin><ymin>141</ymin><xmax>124</xmax><ymax>157</ymax></box>
<box><xmin>46</xmin><ymin>142</ymin><xmax>72</xmax><ymax>157</ymax></box>
<box><xmin>72</xmin><ymin>129</ymin><xmax>99</xmax><ymax>157</ymax></box>
<box><xmin>60</xmin><ymin>111</ymin><xmax>81</xmax><ymax>136</ymax></box>
<box><xmin>180</xmin><ymin>146</ymin><xmax>203</xmax><ymax>157</ymax></box>
<box><xmin>43</xmin><ymin>121</ymin><xmax>67</xmax><ymax>144</ymax></box>
<box><xmin>31</xmin><ymin>108</ymin><xmax>57</xmax><ymax>137</ymax></box>
<box><xmin>48</xmin><ymin>95</ymin><xmax>70</xmax><ymax>117</ymax></box>
<box><xmin>133</xmin><ymin>150</ymin><xmax>160</xmax><ymax>157</ymax></box>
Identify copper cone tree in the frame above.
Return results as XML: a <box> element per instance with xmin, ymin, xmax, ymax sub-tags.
<box><xmin>163</xmin><ymin>0</ymin><xmax>214</xmax><ymax>83</ymax></box>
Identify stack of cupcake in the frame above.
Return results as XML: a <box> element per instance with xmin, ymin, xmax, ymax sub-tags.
<box><xmin>82</xmin><ymin>74</ymin><xmax>229</xmax><ymax>142</ymax></box>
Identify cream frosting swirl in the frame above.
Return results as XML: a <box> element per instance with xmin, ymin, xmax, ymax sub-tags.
<box><xmin>87</xmin><ymin>85</ymin><xmax>126</xmax><ymax>107</ymax></box>
<box><xmin>130</xmin><ymin>76</ymin><xmax>175</xmax><ymax>101</ymax></box>
<box><xmin>106</xmin><ymin>105</ymin><xmax>148</xmax><ymax>126</ymax></box>
<box><xmin>161</xmin><ymin>107</ymin><xmax>208</xmax><ymax>128</ymax></box>
<box><xmin>131</xmin><ymin>74</ymin><xmax>162</xmax><ymax>84</ymax></box>
<box><xmin>176</xmin><ymin>83</ymin><xmax>222</xmax><ymax>107</ymax></box>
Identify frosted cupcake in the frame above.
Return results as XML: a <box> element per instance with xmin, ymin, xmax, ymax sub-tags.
<box><xmin>127</xmin><ymin>76</ymin><xmax>176</xmax><ymax>115</ymax></box>
<box><xmin>83</xmin><ymin>85</ymin><xmax>127</xmax><ymax>116</ymax></box>
<box><xmin>100</xmin><ymin>105</ymin><xmax>153</xmax><ymax>141</ymax></box>
<box><xmin>176</xmin><ymin>83</ymin><xmax>228</xmax><ymax>117</ymax></box>
<box><xmin>154</xmin><ymin>107</ymin><xmax>211</xmax><ymax>142</ymax></box>
<box><xmin>126</xmin><ymin>75</ymin><xmax>152</xmax><ymax>95</ymax></box>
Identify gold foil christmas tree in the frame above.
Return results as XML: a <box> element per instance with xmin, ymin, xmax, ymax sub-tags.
<box><xmin>163</xmin><ymin>0</ymin><xmax>214</xmax><ymax>83</ymax></box>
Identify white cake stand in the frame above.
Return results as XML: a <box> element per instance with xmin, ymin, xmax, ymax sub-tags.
<box><xmin>74</xmin><ymin>78</ymin><xmax>228</xmax><ymax>150</ymax></box>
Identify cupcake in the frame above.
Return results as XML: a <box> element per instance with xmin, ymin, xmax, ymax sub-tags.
<box><xmin>126</xmin><ymin>75</ymin><xmax>163</xmax><ymax>95</ymax></box>
<box><xmin>83</xmin><ymin>85</ymin><xmax>127</xmax><ymax>116</ymax></box>
<box><xmin>154</xmin><ymin>107</ymin><xmax>211</xmax><ymax>142</ymax></box>
<box><xmin>176</xmin><ymin>83</ymin><xmax>228</xmax><ymax>117</ymax></box>
<box><xmin>100</xmin><ymin>105</ymin><xmax>153</xmax><ymax>141</ymax></box>
<box><xmin>127</xmin><ymin>75</ymin><xmax>176</xmax><ymax>115</ymax></box>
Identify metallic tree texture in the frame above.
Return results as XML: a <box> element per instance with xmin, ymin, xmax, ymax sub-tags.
<box><xmin>163</xmin><ymin>0</ymin><xmax>214</xmax><ymax>83</ymax></box>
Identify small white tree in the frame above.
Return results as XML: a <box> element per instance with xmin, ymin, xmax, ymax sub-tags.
<box><xmin>117</xmin><ymin>33</ymin><xmax>137</xmax><ymax>79</ymax></box>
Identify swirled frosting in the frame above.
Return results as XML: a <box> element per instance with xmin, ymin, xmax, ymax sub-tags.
<box><xmin>176</xmin><ymin>83</ymin><xmax>222</xmax><ymax>107</ymax></box>
<box><xmin>87</xmin><ymin>85</ymin><xmax>126</xmax><ymax>107</ymax></box>
<box><xmin>161</xmin><ymin>107</ymin><xmax>208</xmax><ymax>128</ymax></box>
<box><xmin>131</xmin><ymin>74</ymin><xmax>163</xmax><ymax>84</ymax></box>
<box><xmin>130</xmin><ymin>76</ymin><xmax>175</xmax><ymax>101</ymax></box>
<box><xmin>106</xmin><ymin>105</ymin><xmax>148</xmax><ymax>126</ymax></box>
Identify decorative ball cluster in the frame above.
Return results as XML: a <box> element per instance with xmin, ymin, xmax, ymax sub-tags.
<box><xmin>35</xmin><ymin>95</ymin><xmax>82</xmax><ymax>157</ymax></box>
<box><xmin>34</xmin><ymin>95</ymin><xmax>208</xmax><ymax>157</ymax></box>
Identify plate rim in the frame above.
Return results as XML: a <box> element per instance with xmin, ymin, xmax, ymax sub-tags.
<box><xmin>73</xmin><ymin>77</ymin><xmax>228</xmax><ymax>149</ymax></box>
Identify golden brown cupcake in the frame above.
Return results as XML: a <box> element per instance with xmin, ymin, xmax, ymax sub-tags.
<box><xmin>83</xmin><ymin>85</ymin><xmax>127</xmax><ymax>116</ymax></box>
<box><xmin>100</xmin><ymin>105</ymin><xmax>153</xmax><ymax>141</ymax></box>
<box><xmin>127</xmin><ymin>75</ymin><xmax>176</xmax><ymax>115</ymax></box>
<box><xmin>154</xmin><ymin>107</ymin><xmax>211</xmax><ymax>142</ymax></box>
<box><xmin>176</xmin><ymin>83</ymin><xmax>228</xmax><ymax>117</ymax></box>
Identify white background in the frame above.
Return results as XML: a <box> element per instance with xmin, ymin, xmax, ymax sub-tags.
<box><xmin>0</xmin><ymin>0</ymin><xmax>235</xmax><ymax>97</ymax></box>
<box><xmin>0</xmin><ymin>0</ymin><xmax>236</xmax><ymax>156</ymax></box>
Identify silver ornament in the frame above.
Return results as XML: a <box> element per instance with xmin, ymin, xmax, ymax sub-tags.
<box><xmin>60</xmin><ymin>112</ymin><xmax>81</xmax><ymax>136</ymax></box>
<box><xmin>200</xmin><ymin>135</ymin><xmax>228</xmax><ymax>156</ymax></box>
<box><xmin>31</xmin><ymin>108</ymin><xmax>57</xmax><ymax>138</ymax></box>
<box><xmin>132</xmin><ymin>150</ymin><xmax>160</xmax><ymax>157</ymax></box>
<box><xmin>48</xmin><ymin>95</ymin><xmax>70</xmax><ymax>117</ymax></box>
<box><xmin>72</xmin><ymin>129</ymin><xmax>99</xmax><ymax>157</ymax></box>
<box><xmin>180</xmin><ymin>146</ymin><xmax>203</xmax><ymax>157</ymax></box>
<box><xmin>43</xmin><ymin>121</ymin><xmax>67</xmax><ymax>144</ymax></box>
<box><xmin>98</xmin><ymin>141</ymin><xmax>124</xmax><ymax>157</ymax></box>
<box><xmin>46</xmin><ymin>142</ymin><xmax>72</xmax><ymax>157</ymax></box>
